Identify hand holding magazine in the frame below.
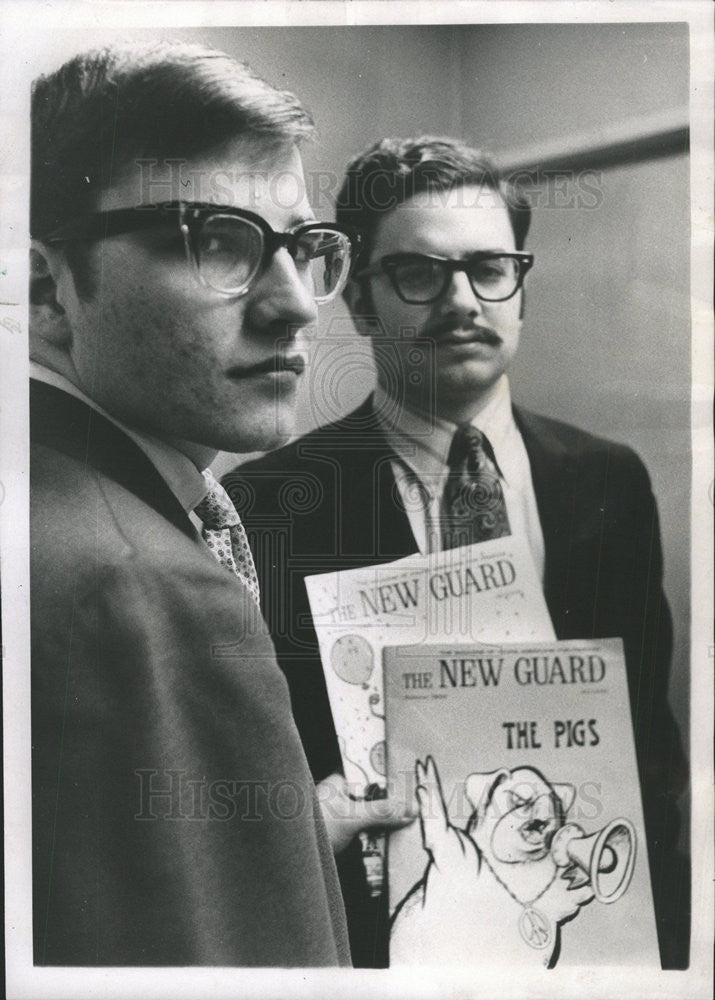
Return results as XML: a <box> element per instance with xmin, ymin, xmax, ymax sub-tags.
<box><xmin>305</xmin><ymin>536</ymin><xmax>555</xmax><ymax>892</ymax></box>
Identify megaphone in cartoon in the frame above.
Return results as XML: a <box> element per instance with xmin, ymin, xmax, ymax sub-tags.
<box><xmin>550</xmin><ymin>818</ymin><xmax>636</xmax><ymax>903</ymax></box>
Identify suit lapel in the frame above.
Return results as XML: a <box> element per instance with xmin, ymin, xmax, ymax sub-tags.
<box><xmin>30</xmin><ymin>379</ymin><xmax>196</xmax><ymax>540</ymax></box>
<box><xmin>337</xmin><ymin>399</ymin><xmax>419</xmax><ymax>562</ymax></box>
<box><xmin>513</xmin><ymin>406</ymin><xmax>579</xmax><ymax>635</ymax></box>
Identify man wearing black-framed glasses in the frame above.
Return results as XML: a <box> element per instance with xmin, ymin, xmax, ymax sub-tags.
<box><xmin>29</xmin><ymin>41</ymin><xmax>356</xmax><ymax>967</ymax></box>
<box><xmin>232</xmin><ymin>136</ymin><xmax>687</xmax><ymax>969</ymax></box>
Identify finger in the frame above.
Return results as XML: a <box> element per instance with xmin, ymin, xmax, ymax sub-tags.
<box><xmin>316</xmin><ymin>773</ymin><xmax>355</xmax><ymax>853</ymax></box>
<box><xmin>317</xmin><ymin>773</ymin><xmax>416</xmax><ymax>854</ymax></box>
<box><xmin>419</xmin><ymin>755</ymin><xmax>450</xmax><ymax>826</ymax></box>
<box><xmin>317</xmin><ymin>772</ymin><xmax>349</xmax><ymax>802</ymax></box>
<box><xmin>416</xmin><ymin>758</ymin><xmax>426</xmax><ymax>788</ymax></box>
<box><xmin>415</xmin><ymin>756</ymin><xmax>452</xmax><ymax>855</ymax></box>
<box><xmin>353</xmin><ymin>796</ymin><xmax>417</xmax><ymax>830</ymax></box>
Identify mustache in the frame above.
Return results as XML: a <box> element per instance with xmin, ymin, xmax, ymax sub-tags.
<box><xmin>424</xmin><ymin>316</ymin><xmax>502</xmax><ymax>344</ymax></box>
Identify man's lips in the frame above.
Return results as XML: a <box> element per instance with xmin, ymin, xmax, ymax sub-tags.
<box><xmin>226</xmin><ymin>354</ymin><xmax>306</xmax><ymax>378</ymax></box>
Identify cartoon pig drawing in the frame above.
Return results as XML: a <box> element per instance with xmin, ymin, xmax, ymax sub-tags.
<box><xmin>390</xmin><ymin>757</ymin><xmax>595</xmax><ymax>966</ymax></box>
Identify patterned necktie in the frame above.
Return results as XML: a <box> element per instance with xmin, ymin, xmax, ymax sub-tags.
<box><xmin>441</xmin><ymin>425</ymin><xmax>511</xmax><ymax>549</ymax></box>
<box><xmin>194</xmin><ymin>468</ymin><xmax>261</xmax><ymax>606</ymax></box>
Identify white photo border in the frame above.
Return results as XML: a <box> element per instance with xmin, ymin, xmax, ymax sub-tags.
<box><xmin>1</xmin><ymin>2</ymin><xmax>712</xmax><ymax>998</ymax></box>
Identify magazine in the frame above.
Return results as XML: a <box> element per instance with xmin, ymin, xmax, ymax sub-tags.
<box><xmin>305</xmin><ymin>537</ymin><xmax>555</xmax><ymax>796</ymax></box>
<box><xmin>305</xmin><ymin>537</ymin><xmax>555</xmax><ymax>894</ymax></box>
<box><xmin>383</xmin><ymin>638</ymin><xmax>659</xmax><ymax>966</ymax></box>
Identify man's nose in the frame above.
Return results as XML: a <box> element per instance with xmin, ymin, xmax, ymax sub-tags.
<box><xmin>246</xmin><ymin>247</ymin><xmax>318</xmax><ymax>331</ymax></box>
<box><xmin>439</xmin><ymin>268</ymin><xmax>484</xmax><ymax>314</ymax></box>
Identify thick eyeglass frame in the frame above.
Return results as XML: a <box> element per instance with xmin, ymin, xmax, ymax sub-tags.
<box><xmin>40</xmin><ymin>201</ymin><xmax>359</xmax><ymax>302</ymax></box>
<box><xmin>357</xmin><ymin>251</ymin><xmax>534</xmax><ymax>304</ymax></box>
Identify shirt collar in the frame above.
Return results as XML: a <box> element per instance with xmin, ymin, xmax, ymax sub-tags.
<box><xmin>30</xmin><ymin>361</ymin><xmax>207</xmax><ymax>513</ymax></box>
<box><xmin>373</xmin><ymin>374</ymin><xmax>516</xmax><ymax>481</ymax></box>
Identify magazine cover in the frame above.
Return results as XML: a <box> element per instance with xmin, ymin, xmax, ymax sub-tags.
<box><xmin>384</xmin><ymin>638</ymin><xmax>659</xmax><ymax>967</ymax></box>
<box><xmin>305</xmin><ymin>537</ymin><xmax>555</xmax><ymax>796</ymax></box>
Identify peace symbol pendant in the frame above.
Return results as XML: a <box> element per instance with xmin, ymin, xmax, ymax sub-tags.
<box><xmin>519</xmin><ymin>906</ymin><xmax>553</xmax><ymax>950</ymax></box>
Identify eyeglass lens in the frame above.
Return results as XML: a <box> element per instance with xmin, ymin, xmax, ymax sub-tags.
<box><xmin>195</xmin><ymin>214</ymin><xmax>350</xmax><ymax>301</ymax></box>
<box><xmin>196</xmin><ymin>216</ymin><xmax>263</xmax><ymax>293</ymax></box>
<box><xmin>293</xmin><ymin>230</ymin><xmax>351</xmax><ymax>302</ymax></box>
<box><xmin>393</xmin><ymin>255</ymin><xmax>522</xmax><ymax>303</ymax></box>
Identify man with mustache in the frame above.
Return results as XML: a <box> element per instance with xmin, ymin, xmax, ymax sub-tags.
<box><xmin>228</xmin><ymin>136</ymin><xmax>688</xmax><ymax>967</ymax></box>
<box><xmin>29</xmin><ymin>40</ymin><xmax>358</xmax><ymax>966</ymax></box>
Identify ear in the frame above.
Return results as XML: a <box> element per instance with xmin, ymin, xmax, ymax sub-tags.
<box><xmin>465</xmin><ymin>769</ymin><xmax>509</xmax><ymax>812</ymax></box>
<box><xmin>29</xmin><ymin>244</ymin><xmax>73</xmax><ymax>347</ymax></box>
<box><xmin>343</xmin><ymin>277</ymin><xmax>380</xmax><ymax>338</ymax></box>
<box><xmin>518</xmin><ymin>287</ymin><xmax>526</xmax><ymax>321</ymax></box>
<box><xmin>551</xmin><ymin>782</ymin><xmax>576</xmax><ymax>816</ymax></box>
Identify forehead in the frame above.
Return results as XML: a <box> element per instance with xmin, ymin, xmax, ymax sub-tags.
<box><xmin>98</xmin><ymin>139</ymin><xmax>312</xmax><ymax>225</ymax></box>
<box><xmin>371</xmin><ymin>184</ymin><xmax>516</xmax><ymax>258</ymax></box>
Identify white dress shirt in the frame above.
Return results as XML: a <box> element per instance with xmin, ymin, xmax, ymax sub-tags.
<box><xmin>373</xmin><ymin>374</ymin><xmax>546</xmax><ymax>581</ymax></box>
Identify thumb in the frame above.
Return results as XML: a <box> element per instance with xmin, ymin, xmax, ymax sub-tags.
<box><xmin>352</xmin><ymin>794</ymin><xmax>417</xmax><ymax>830</ymax></box>
<box><xmin>317</xmin><ymin>773</ymin><xmax>416</xmax><ymax>855</ymax></box>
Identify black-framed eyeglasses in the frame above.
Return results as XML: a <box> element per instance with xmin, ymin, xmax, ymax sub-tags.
<box><xmin>357</xmin><ymin>251</ymin><xmax>534</xmax><ymax>305</ymax></box>
<box><xmin>41</xmin><ymin>202</ymin><xmax>359</xmax><ymax>303</ymax></box>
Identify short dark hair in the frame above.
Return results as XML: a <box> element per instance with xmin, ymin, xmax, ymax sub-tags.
<box><xmin>335</xmin><ymin>135</ymin><xmax>531</xmax><ymax>266</ymax></box>
<box><xmin>31</xmin><ymin>40</ymin><xmax>315</xmax><ymax>240</ymax></box>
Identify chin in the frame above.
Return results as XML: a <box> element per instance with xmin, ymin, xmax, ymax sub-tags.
<box><xmin>435</xmin><ymin>373</ymin><xmax>503</xmax><ymax>417</ymax></box>
<box><xmin>237</xmin><ymin>415</ymin><xmax>296</xmax><ymax>454</ymax></box>
<box><xmin>440</xmin><ymin>361</ymin><xmax>504</xmax><ymax>392</ymax></box>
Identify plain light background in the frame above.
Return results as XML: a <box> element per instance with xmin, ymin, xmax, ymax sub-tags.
<box><xmin>27</xmin><ymin>19</ymin><xmax>691</xmax><ymax>827</ymax></box>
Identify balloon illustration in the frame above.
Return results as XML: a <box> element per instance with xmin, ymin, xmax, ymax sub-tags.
<box><xmin>369</xmin><ymin>692</ymin><xmax>385</xmax><ymax>720</ymax></box>
<box><xmin>338</xmin><ymin>736</ymin><xmax>370</xmax><ymax>790</ymax></box>
<box><xmin>330</xmin><ymin>634</ymin><xmax>374</xmax><ymax>685</ymax></box>
<box><xmin>369</xmin><ymin>740</ymin><xmax>386</xmax><ymax>777</ymax></box>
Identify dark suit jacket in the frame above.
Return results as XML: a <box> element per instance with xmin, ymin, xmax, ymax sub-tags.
<box><xmin>228</xmin><ymin>396</ymin><xmax>689</xmax><ymax>968</ymax></box>
<box><xmin>30</xmin><ymin>379</ymin><xmax>350</xmax><ymax>966</ymax></box>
